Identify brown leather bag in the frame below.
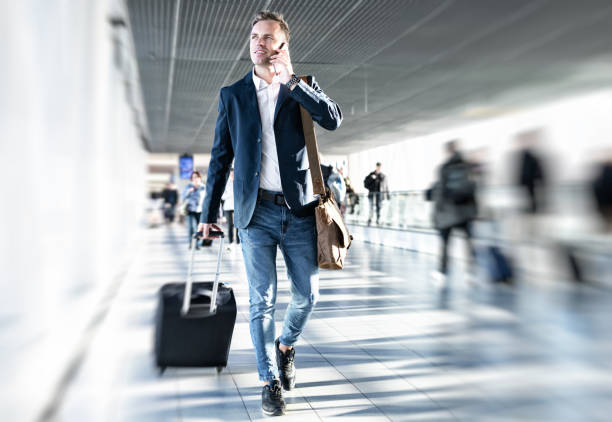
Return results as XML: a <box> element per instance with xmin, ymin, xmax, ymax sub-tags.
<box><xmin>298</xmin><ymin>77</ymin><xmax>352</xmax><ymax>269</ymax></box>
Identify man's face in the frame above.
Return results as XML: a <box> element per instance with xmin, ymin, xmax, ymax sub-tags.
<box><xmin>375</xmin><ymin>165</ymin><xmax>381</xmax><ymax>174</ymax></box>
<box><xmin>250</xmin><ymin>20</ymin><xmax>286</xmax><ymax>66</ymax></box>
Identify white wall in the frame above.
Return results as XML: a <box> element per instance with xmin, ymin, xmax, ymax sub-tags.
<box><xmin>0</xmin><ymin>1</ymin><xmax>147</xmax><ymax>420</ymax></box>
<box><xmin>347</xmin><ymin>91</ymin><xmax>612</xmax><ymax>193</ymax></box>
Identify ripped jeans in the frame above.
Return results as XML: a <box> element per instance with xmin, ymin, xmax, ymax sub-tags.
<box><xmin>238</xmin><ymin>198</ymin><xmax>319</xmax><ymax>382</ymax></box>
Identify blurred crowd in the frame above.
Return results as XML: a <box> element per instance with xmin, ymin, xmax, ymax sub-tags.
<box><xmin>420</xmin><ymin>130</ymin><xmax>612</xmax><ymax>286</ymax></box>
<box><xmin>146</xmin><ymin>132</ymin><xmax>611</xmax><ymax>286</ymax></box>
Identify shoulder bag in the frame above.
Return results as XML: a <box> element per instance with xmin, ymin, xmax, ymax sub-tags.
<box><xmin>298</xmin><ymin>76</ymin><xmax>353</xmax><ymax>269</ymax></box>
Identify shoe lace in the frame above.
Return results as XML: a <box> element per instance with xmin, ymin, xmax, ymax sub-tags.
<box><xmin>270</xmin><ymin>383</ymin><xmax>282</xmax><ymax>400</ymax></box>
<box><xmin>281</xmin><ymin>349</ymin><xmax>295</xmax><ymax>370</ymax></box>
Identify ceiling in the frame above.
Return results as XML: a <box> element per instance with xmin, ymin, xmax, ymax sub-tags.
<box><xmin>126</xmin><ymin>0</ymin><xmax>612</xmax><ymax>155</ymax></box>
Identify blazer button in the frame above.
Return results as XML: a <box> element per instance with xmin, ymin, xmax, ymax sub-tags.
<box><xmin>257</xmin><ymin>138</ymin><xmax>261</xmax><ymax>143</ymax></box>
<box><xmin>254</xmin><ymin>172</ymin><xmax>259</xmax><ymax>176</ymax></box>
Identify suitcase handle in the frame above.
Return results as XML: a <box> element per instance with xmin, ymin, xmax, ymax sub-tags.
<box><xmin>182</xmin><ymin>230</ymin><xmax>225</xmax><ymax>317</ymax></box>
<box><xmin>193</xmin><ymin>229</ymin><xmax>224</xmax><ymax>238</ymax></box>
<box><xmin>181</xmin><ymin>303</ymin><xmax>217</xmax><ymax>319</ymax></box>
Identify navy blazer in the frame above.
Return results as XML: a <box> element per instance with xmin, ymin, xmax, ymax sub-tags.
<box><xmin>201</xmin><ymin>71</ymin><xmax>342</xmax><ymax>229</ymax></box>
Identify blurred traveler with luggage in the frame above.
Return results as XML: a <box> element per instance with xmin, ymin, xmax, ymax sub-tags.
<box><xmin>430</xmin><ymin>140</ymin><xmax>478</xmax><ymax>286</ymax></box>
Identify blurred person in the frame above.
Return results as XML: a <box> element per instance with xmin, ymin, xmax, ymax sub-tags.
<box><xmin>327</xmin><ymin>166</ymin><xmax>346</xmax><ymax>208</ymax></box>
<box><xmin>221</xmin><ymin>168</ymin><xmax>239</xmax><ymax>248</ymax></box>
<box><xmin>182</xmin><ymin>171</ymin><xmax>205</xmax><ymax>250</ymax></box>
<box><xmin>161</xmin><ymin>179</ymin><xmax>179</xmax><ymax>223</ymax></box>
<box><xmin>592</xmin><ymin>150</ymin><xmax>612</xmax><ymax>232</ymax></box>
<box><xmin>344</xmin><ymin>172</ymin><xmax>358</xmax><ymax>215</ymax></box>
<box><xmin>364</xmin><ymin>162</ymin><xmax>389</xmax><ymax>225</ymax></box>
<box><xmin>431</xmin><ymin>140</ymin><xmax>478</xmax><ymax>286</ymax></box>
<box><xmin>515</xmin><ymin>130</ymin><xmax>547</xmax><ymax>214</ymax></box>
<box><xmin>337</xmin><ymin>166</ymin><xmax>351</xmax><ymax>216</ymax></box>
<box><xmin>147</xmin><ymin>191</ymin><xmax>164</xmax><ymax>228</ymax></box>
<box><xmin>197</xmin><ymin>10</ymin><xmax>342</xmax><ymax>416</ymax></box>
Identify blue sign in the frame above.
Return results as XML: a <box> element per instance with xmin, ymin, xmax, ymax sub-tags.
<box><xmin>179</xmin><ymin>155</ymin><xmax>194</xmax><ymax>179</ymax></box>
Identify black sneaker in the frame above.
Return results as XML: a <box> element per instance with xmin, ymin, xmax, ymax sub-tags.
<box><xmin>275</xmin><ymin>338</ymin><xmax>296</xmax><ymax>391</ymax></box>
<box><xmin>261</xmin><ymin>380</ymin><xmax>285</xmax><ymax>416</ymax></box>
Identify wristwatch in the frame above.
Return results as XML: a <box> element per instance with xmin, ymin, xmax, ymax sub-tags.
<box><xmin>286</xmin><ymin>74</ymin><xmax>300</xmax><ymax>90</ymax></box>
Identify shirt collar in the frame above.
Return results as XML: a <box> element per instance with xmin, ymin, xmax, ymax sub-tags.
<box><xmin>252</xmin><ymin>68</ymin><xmax>280</xmax><ymax>91</ymax></box>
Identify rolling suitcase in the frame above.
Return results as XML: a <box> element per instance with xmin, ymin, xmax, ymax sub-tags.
<box><xmin>486</xmin><ymin>245</ymin><xmax>513</xmax><ymax>284</ymax></box>
<box><xmin>154</xmin><ymin>230</ymin><xmax>236</xmax><ymax>374</ymax></box>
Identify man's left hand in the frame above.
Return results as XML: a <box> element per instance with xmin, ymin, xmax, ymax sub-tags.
<box><xmin>270</xmin><ymin>46</ymin><xmax>294</xmax><ymax>84</ymax></box>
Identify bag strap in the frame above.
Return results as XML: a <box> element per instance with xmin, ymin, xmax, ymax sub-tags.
<box><xmin>298</xmin><ymin>76</ymin><xmax>326</xmax><ymax>196</ymax></box>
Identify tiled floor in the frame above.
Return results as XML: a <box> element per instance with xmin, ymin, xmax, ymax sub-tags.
<box><xmin>54</xmin><ymin>224</ymin><xmax>612</xmax><ymax>421</ymax></box>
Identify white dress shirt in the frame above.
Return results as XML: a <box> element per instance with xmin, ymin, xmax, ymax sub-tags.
<box><xmin>252</xmin><ymin>69</ymin><xmax>283</xmax><ymax>192</ymax></box>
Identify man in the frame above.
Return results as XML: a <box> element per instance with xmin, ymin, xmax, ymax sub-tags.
<box><xmin>593</xmin><ymin>149</ymin><xmax>612</xmax><ymax>232</ymax></box>
<box><xmin>197</xmin><ymin>11</ymin><xmax>342</xmax><ymax>416</ymax></box>
<box><xmin>431</xmin><ymin>140</ymin><xmax>477</xmax><ymax>286</ymax></box>
<box><xmin>515</xmin><ymin>130</ymin><xmax>547</xmax><ymax>214</ymax></box>
<box><xmin>364</xmin><ymin>162</ymin><xmax>389</xmax><ymax>225</ymax></box>
<box><xmin>161</xmin><ymin>178</ymin><xmax>178</xmax><ymax>223</ymax></box>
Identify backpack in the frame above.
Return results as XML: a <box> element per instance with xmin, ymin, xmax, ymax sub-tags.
<box><xmin>363</xmin><ymin>173</ymin><xmax>375</xmax><ymax>190</ymax></box>
<box><xmin>443</xmin><ymin>163</ymin><xmax>475</xmax><ymax>204</ymax></box>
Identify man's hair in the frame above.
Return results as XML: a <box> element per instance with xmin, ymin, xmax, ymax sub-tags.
<box><xmin>376</xmin><ymin>162</ymin><xmax>382</xmax><ymax>167</ymax></box>
<box><xmin>190</xmin><ymin>171</ymin><xmax>202</xmax><ymax>179</ymax></box>
<box><xmin>252</xmin><ymin>10</ymin><xmax>290</xmax><ymax>42</ymax></box>
<box><xmin>445</xmin><ymin>140</ymin><xmax>458</xmax><ymax>154</ymax></box>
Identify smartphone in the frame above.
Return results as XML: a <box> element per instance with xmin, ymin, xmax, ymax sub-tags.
<box><xmin>272</xmin><ymin>43</ymin><xmax>285</xmax><ymax>75</ymax></box>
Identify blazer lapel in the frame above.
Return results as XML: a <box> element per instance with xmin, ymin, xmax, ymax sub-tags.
<box><xmin>273</xmin><ymin>84</ymin><xmax>290</xmax><ymax>124</ymax></box>
<box><xmin>243</xmin><ymin>72</ymin><xmax>262</xmax><ymax>137</ymax></box>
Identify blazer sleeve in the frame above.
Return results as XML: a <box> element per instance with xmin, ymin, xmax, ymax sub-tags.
<box><xmin>201</xmin><ymin>89</ymin><xmax>234</xmax><ymax>224</ymax></box>
<box><xmin>289</xmin><ymin>75</ymin><xmax>342</xmax><ymax>131</ymax></box>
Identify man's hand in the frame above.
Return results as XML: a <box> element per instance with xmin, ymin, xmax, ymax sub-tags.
<box><xmin>197</xmin><ymin>223</ymin><xmax>223</xmax><ymax>239</ymax></box>
<box><xmin>269</xmin><ymin>45</ymin><xmax>294</xmax><ymax>84</ymax></box>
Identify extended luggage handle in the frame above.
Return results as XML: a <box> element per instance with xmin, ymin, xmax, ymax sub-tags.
<box><xmin>182</xmin><ymin>230</ymin><xmax>225</xmax><ymax>317</ymax></box>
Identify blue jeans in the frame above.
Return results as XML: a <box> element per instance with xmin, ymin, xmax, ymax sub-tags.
<box><xmin>238</xmin><ymin>199</ymin><xmax>319</xmax><ymax>382</ymax></box>
<box><xmin>186</xmin><ymin>211</ymin><xmax>201</xmax><ymax>246</ymax></box>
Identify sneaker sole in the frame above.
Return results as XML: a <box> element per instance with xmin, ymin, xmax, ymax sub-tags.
<box><xmin>262</xmin><ymin>407</ymin><xmax>285</xmax><ymax>416</ymax></box>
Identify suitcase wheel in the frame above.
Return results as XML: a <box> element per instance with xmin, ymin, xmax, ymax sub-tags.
<box><xmin>216</xmin><ymin>366</ymin><xmax>224</xmax><ymax>374</ymax></box>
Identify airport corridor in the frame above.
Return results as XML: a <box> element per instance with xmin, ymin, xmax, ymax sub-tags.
<box><xmin>52</xmin><ymin>224</ymin><xmax>612</xmax><ymax>422</ymax></box>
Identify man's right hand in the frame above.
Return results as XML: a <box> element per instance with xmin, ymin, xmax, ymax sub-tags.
<box><xmin>197</xmin><ymin>223</ymin><xmax>223</xmax><ymax>239</ymax></box>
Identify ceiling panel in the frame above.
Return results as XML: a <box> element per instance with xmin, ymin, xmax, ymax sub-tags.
<box><xmin>126</xmin><ymin>0</ymin><xmax>612</xmax><ymax>154</ymax></box>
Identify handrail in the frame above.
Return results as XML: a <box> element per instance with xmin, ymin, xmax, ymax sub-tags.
<box><xmin>343</xmin><ymin>183</ymin><xmax>596</xmax><ymax>231</ymax></box>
